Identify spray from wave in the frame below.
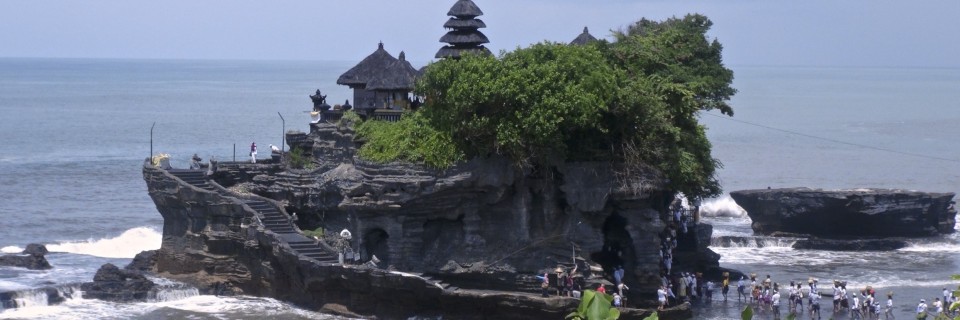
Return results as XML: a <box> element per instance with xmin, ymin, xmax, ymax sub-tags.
<box><xmin>45</xmin><ymin>227</ymin><xmax>161</xmax><ymax>259</ymax></box>
<box><xmin>0</xmin><ymin>246</ymin><xmax>23</xmax><ymax>254</ymax></box>
<box><xmin>700</xmin><ymin>195</ymin><xmax>748</xmax><ymax>218</ymax></box>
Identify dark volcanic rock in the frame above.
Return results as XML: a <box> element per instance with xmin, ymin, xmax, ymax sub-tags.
<box><xmin>124</xmin><ymin>250</ymin><xmax>158</xmax><ymax>273</ymax></box>
<box><xmin>80</xmin><ymin>263</ymin><xmax>156</xmax><ymax>302</ymax></box>
<box><xmin>0</xmin><ymin>243</ymin><xmax>52</xmax><ymax>270</ymax></box>
<box><xmin>143</xmin><ymin>122</ymin><xmax>726</xmax><ymax>319</ymax></box>
<box><xmin>731</xmin><ymin>188</ymin><xmax>957</xmax><ymax>237</ymax></box>
<box><xmin>792</xmin><ymin>238</ymin><xmax>909</xmax><ymax>251</ymax></box>
<box><xmin>0</xmin><ymin>286</ymin><xmax>77</xmax><ymax>309</ymax></box>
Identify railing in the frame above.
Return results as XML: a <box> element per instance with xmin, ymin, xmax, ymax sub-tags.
<box><xmin>372</xmin><ymin>109</ymin><xmax>403</xmax><ymax>122</ymax></box>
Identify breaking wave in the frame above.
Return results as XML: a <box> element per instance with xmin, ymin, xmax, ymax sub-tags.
<box><xmin>700</xmin><ymin>195</ymin><xmax>748</xmax><ymax>218</ymax></box>
<box><xmin>45</xmin><ymin>227</ymin><xmax>161</xmax><ymax>259</ymax></box>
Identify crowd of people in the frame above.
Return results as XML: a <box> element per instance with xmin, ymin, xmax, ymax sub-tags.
<box><xmin>656</xmin><ymin>272</ymin><xmax>957</xmax><ymax>320</ymax></box>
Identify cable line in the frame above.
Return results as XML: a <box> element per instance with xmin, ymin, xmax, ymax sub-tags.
<box><xmin>702</xmin><ymin>112</ymin><xmax>960</xmax><ymax>164</ymax></box>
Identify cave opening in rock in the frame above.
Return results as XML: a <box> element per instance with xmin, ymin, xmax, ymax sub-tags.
<box><xmin>592</xmin><ymin>212</ymin><xmax>636</xmax><ymax>284</ymax></box>
<box><xmin>362</xmin><ymin>228</ymin><xmax>390</xmax><ymax>266</ymax></box>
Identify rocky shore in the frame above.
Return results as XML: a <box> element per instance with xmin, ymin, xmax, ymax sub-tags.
<box><xmin>138</xmin><ymin>121</ymin><xmax>726</xmax><ymax>319</ymax></box>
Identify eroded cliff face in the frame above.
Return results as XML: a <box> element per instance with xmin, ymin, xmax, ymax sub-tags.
<box><xmin>731</xmin><ymin>188</ymin><xmax>957</xmax><ymax>237</ymax></box>
<box><xmin>143</xmin><ymin>122</ymin><xmax>715</xmax><ymax>319</ymax></box>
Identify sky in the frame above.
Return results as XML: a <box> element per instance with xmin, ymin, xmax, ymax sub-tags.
<box><xmin>1</xmin><ymin>0</ymin><xmax>959</xmax><ymax>68</ymax></box>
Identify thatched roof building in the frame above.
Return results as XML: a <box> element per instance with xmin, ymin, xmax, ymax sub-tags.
<box><xmin>337</xmin><ymin>42</ymin><xmax>398</xmax><ymax>87</ymax></box>
<box><xmin>337</xmin><ymin>43</ymin><xmax>420</xmax><ymax>111</ymax></box>
<box><xmin>570</xmin><ymin>26</ymin><xmax>598</xmax><ymax>46</ymax></box>
<box><xmin>366</xmin><ymin>52</ymin><xmax>419</xmax><ymax>91</ymax></box>
<box><xmin>436</xmin><ymin>0</ymin><xmax>491</xmax><ymax>59</ymax></box>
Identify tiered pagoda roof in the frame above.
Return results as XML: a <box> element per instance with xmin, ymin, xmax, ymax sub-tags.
<box><xmin>570</xmin><ymin>26</ymin><xmax>598</xmax><ymax>46</ymax></box>
<box><xmin>436</xmin><ymin>0</ymin><xmax>491</xmax><ymax>59</ymax></box>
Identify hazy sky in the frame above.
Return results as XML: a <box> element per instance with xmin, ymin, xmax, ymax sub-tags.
<box><xmin>2</xmin><ymin>0</ymin><xmax>958</xmax><ymax>67</ymax></box>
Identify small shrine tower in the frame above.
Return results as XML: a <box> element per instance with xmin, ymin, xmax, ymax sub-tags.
<box><xmin>435</xmin><ymin>0</ymin><xmax>491</xmax><ymax>59</ymax></box>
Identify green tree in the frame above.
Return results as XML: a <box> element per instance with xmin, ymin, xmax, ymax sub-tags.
<box><xmin>417</xmin><ymin>42</ymin><xmax>619</xmax><ymax>168</ymax></box>
<box><xmin>367</xmin><ymin>14</ymin><xmax>737</xmax><ymax>199</ymax></box>
<box><xmin>601</xmin><ymin>13</ymin><xmax>736</xmax><ymax>198</ymax></box>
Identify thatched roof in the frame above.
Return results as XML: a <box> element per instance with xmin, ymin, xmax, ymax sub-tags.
<box><xmin>443</xmin><ymin>17</ymin><xmax>486</xmax><ymax>29</ymax></box>
<box><xmin>366</xmin><ymin>51</ymin><xmax>420</xmax><ymax>91</ymax></box>
<box><xmin>337</xmin><ymin>42</ymin><xmax>398</xmax><ymax>86</ymax></box>
<box><xmin>570</xmin><ymin>26</ymin><xmax>598</xmax><ymax>46</ymax></box>
<box><xmin>440</xmin><ymin>30</ymin><xmax>490</xmax><ymax>45</ymax></box>
<box><xmin>435</xmin><ymin>46</ymin><xmax>491</xmax><ymax>59</ymax></box>
<box><xmin>447</xmin><ymin>0</ymin><xmax>483</xmax><ymax>18</ymax></box>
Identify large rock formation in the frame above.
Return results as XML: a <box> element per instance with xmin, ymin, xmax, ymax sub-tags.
<box><xmin>80</xmin><ymin>263</ymin><xmax>156</xmax><ymax>302</ymax></box>
<box><xmin>143</xmin><ymin>122</ymin><xmax>720</xmax><ymax>319</ymax></box>
<box><xmin>731</xmin><ymin>188</ymin><xmax>956</xmax><ymax>237</ymax></box>
<box><xmin>0</xmin><ymin>243</ymin><xmax>52</xmax><ymax>270</ymax></box>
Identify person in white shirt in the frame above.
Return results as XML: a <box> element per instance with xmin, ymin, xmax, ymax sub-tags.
<box><xmin>933</xmin><ymin>298</ymin><xmax>943</xmax><ymax>316</ymax></box>
<box><xmin>657</xmin><ymin>286</ymin><xmax>667</xmax><ymax>311</ymax></box>
<box><xmin>772</xmin><ymin>290</ymin><xmax>782</xmax><ymax>319</ymax></box>
<box><xmin>917</xmin><ymin>299</ymin><xmax>928</xmax><ymax>320</ymax></box>
<box><xmin>834</xmin><ymin>284</ymin><xmax>843</xmax><ymax>312</ymax></box>
<box><xmin>885</xmin><ymin>293</ymin><xmax>894</xmax><ymax>320</ymax></box>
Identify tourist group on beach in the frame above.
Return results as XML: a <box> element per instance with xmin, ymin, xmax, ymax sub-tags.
<box><xmin>656</xmin><ymin>272</ymin><xmax>957</xmax><ymax>320</ymax></box>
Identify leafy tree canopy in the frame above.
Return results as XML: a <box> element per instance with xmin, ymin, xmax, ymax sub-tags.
<box><xmin>360</xmin><ymin>14</ymin><xmax>735</xmax><ymax>199</ymax></box>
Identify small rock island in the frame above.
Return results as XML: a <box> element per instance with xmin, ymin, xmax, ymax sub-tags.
<box><xmin>731</xmin><ymin>187</ymin><xmax>956</xmax><ymax>238</ymax></box>
<box><xmin>140</xmin><ymin>2</ymin><xmax>740</xmax><ymax>319</ymax></box>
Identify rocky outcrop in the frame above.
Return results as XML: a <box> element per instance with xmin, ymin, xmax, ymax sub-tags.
<box><xmin>80</xmin><ymin>263</ymin><xmax>156</xmax><ymax>302</ymax></box>
<box><xmin>125</xmin><ymin>250</ymin><xmax>158</xmax><ymax>273</ymax></box>
<box><xmin>143</xmin><ymin>122</ymin><xmax>721</xmax><ymax>319</ymax></box>
<box><xmin>0</xmin><ymin>243</ymin><xmax>52</xmax><ymax>270</ymax></box>
<box><xmin>731</xmin><ymin>188</ymin><xmax>956</xmax><ymax>237</ymax></box>
<box><xmin>0</xmin><ymin>286</ymin><xmax>78</xmax><ymax>309</ymax></box>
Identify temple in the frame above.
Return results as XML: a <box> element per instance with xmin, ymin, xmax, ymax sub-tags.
<box><xmin>335</xmin><ymin>42</ymin><xmax>419</xmax><ymax>115</ymax></box>
<box><xmin>435</xmin><ymin>0</ymin><xmax>491</xmax><ymax>58</ymax></box>
<box><xmin>570</xmin><ymin>26</ymin><xmax>598</xmax><ymax>46</ymax></box>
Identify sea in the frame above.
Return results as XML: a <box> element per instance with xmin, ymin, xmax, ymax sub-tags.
<box><xmin>0</xmin><ymin>58</ymin><xmax>958</xmax><ymax>319</ymax></box>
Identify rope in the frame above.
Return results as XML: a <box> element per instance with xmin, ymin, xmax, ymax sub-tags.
<box><xmin>702</xmin><ymin>112</ymin><xmax>960</xmax><ymax>164</ymax></box>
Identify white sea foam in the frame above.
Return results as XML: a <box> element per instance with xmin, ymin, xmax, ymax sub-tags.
<box><xmin>710</xmin><ymin>237</ymin><xmax>797</xmax><ymax>248</ymax></box>
<box><xmin>0</xmin><ymin>246</ymin><xmax>23</xmax><ymax>254</ymax></box>
<box><xmin>898</xmin><ymin>242</ymin><xmax>960</xmax><ymax>253</ymax></box>
<box><xmin>46</xmin><ymin>227</ymin><xmax>161</xmax><ymax>259</ymax></box>
<box><xmin>700</xmin><ymin>195</ymin><xmax>748</xmax><ymax>218</ymax></box>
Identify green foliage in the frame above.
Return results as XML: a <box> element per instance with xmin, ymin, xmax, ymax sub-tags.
<box><xmin>416</xmin><ymin>14</ymin><xmax>735</xmax><ymax>198</ymax></box>
<box><xmin>565</xmin><ymin>290</ymin><xmax>620</xmax><ymax>320</ymax></box>
<box><xmin>287</xmin><ymin>147</ymin><xmax>314</xmax><ymax>169</ymax></box>
<box><xmin>302</xmin><ymin>227</ymin><xmax>324</xmax><ymax>239</ymax></box>
<box><xmin>741</xmin><ymin>305</ymin><xmax>753</xmax><ymax>320</ymax></box>
<box><xmin>339</xmin><ymin>110</ymin><xmax>362</xmax><ymax>129</ymax></box>
<box><xmin>418</xmin><ymin>43</ymin><xmax>619</xmax><ymax>167</ymax></box>
<box><xmin>356</xmin><ymin>112</ymin><xmax>465</xmax><ymax>169</ymax></box>
<box><xmin>642</xmin><ymin>312</ymin><xmax>658</xmax><ymax>320</ymax></box>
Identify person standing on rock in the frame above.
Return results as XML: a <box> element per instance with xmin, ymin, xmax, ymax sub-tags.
<box><xmin>884</xmin><ymin>292</ymin><xmax>894</xmax><ymax>320</ymax></box>
<box><xmin>657</xmin><ymin>285</ymin><xmax>668</xmax><ymax>311</ymax></box>
<box><xmin>250</xmin><ymin>142</ymin><xmax>258</xmax><ymax>163</ymax></box>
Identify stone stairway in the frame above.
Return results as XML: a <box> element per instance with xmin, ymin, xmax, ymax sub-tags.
<box><xmin>169</xmin><ymin>169</ymin><xmax>217</xmax><ymax>192</ymax></box>
<box><xmin>167</xmin><ymin>169</ymin><xmax>336</xmax><ymax>263</ymax></box>
<box><xmin>287</xmin><ymin>240</ymin><xmax>339</xmax><ymax>264</ymax></box>
<box><xmin>243</xmin><ymin>200</ymin><xmax>296</xmax><ymax>234</ymax></box>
